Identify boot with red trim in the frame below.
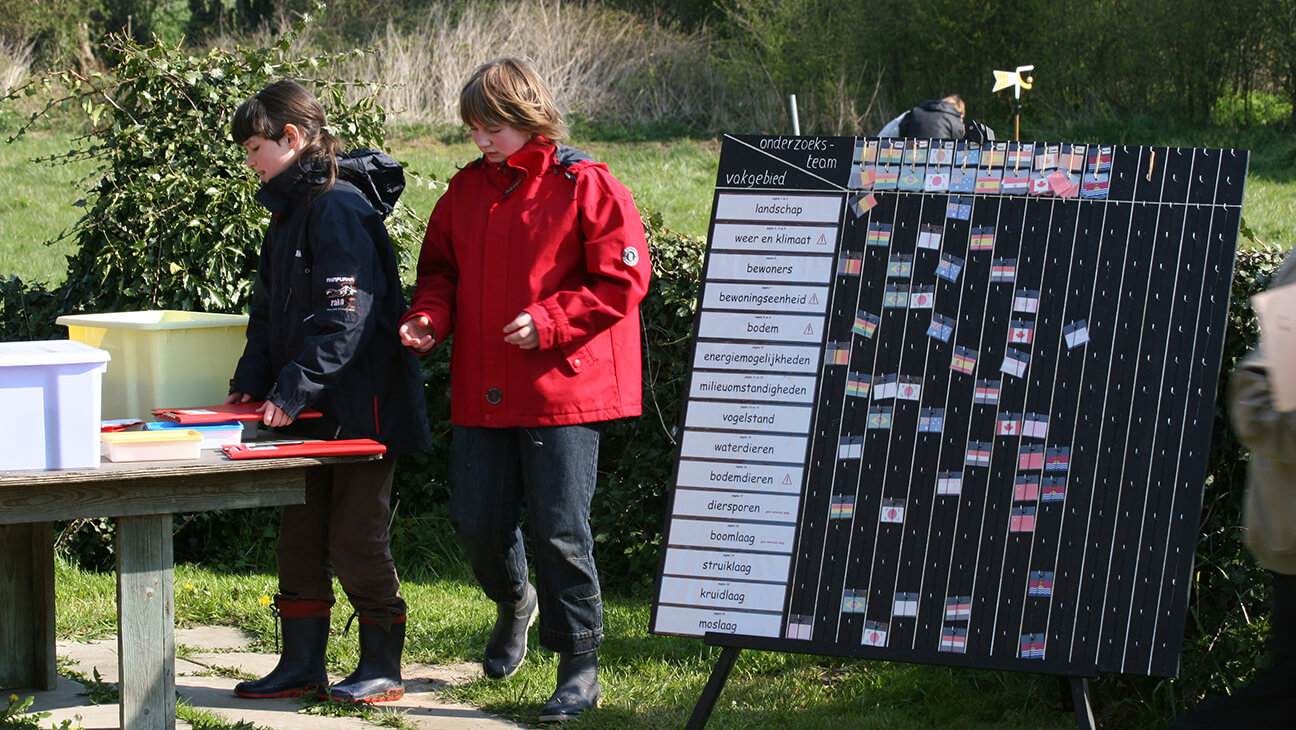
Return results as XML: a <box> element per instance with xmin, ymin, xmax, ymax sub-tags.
<box><xmin>234</xmin><ymin>599</ymin><xmax>330</xmax><ymax>698</ymax></box>
<box><xmin>321</xmin><ymin>615</ymin><xmax>406</xmax><ymax>703</ymax></box>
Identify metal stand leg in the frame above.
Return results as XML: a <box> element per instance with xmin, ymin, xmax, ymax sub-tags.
<box><xmin>1067</xmin><ymin>676</ymin><xmax>1096</xmax><ymax>730</ymax></box>
<box><xmin>685</xmin><ymin>646</ymin><xmax>742</xmax><ymax>730</ymax></box>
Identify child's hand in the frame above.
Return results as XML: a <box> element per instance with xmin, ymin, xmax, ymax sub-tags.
<box><xmin>399</xmin><ymin>315</ymin><xmax>437</xmax><ymax>352</ymax></box>
<box><xmin>258</xmin><ymin>400</ymin><xmax>293</xmax><ymax>427</ymax></box>
<box><xmin>503</xmin><ymin>311</ymin><xmax>539</xmax><ymax>350</ymax></box>
<box><xmin>225</xmin><ymin>391</ymin><xmax>254</xmax><ymax>404</ymax></box>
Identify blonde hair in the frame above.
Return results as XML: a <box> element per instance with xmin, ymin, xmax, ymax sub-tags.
<box><xmin>459</xmin><ymin>57</ymin><xmax>567</xmax><ymax>142</ymax></box>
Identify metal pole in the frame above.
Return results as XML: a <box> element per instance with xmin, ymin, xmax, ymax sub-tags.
<box><xmin>790</xmin><ymin>94</ymin><xmax>801</xmax><ymax>136</ymax></box>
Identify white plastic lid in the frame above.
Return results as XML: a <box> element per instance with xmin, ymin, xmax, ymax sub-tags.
<box><xmin>0</xmin><ymin>339</ymin><xmax>111</xmax><ymax>367</ymax></box>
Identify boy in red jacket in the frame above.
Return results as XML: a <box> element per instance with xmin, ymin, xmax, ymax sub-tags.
<box><xmin>399</xmin><ymin>57</ymin><xmax>650</xmax><ymax>722</ymax></box>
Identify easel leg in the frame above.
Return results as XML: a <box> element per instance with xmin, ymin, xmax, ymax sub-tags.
<box><xmin>685</xmin><ymin>646</ymin><xmax>742</xmax><ymax>730</ymax></box>
<box><xmin>1067</xmin><ymin>676</ymin><xmax>1096</xmax><ymax>730</ymax></box>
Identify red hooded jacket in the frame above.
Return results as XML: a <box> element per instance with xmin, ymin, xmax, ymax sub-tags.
<box><xmin>403</xmin><ymin>139</ymin><xmax>650</xmax><ymax>427</ymax></box>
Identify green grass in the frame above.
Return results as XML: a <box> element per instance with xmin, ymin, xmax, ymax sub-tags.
<box><xmin>54</xmin><ymin>559</ymin><xmax>1075</xmax><ymax>729</ymax></box>
<box><xmin>0</xmin><ymin>128</ymin><xmax>97</xmax><ymax>285</ymax></box>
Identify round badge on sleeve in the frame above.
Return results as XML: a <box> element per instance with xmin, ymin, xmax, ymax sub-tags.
<box><xmin>622</xmin><ymin>247</ymin><xmax>640</xmax><ymax>266</ymax></box>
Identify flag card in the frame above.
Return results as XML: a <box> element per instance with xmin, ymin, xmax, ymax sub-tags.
<box><xmin>839</xmin><ymin>435</ymin><xmax>864</xmax><ymax>460</ymax></box>
<box><xmin>786</xmin><ymin>614</ymin><xmax>814</xmax><ymax>641</ymax></box>
<box><xmin>1014</xmin><ymin>474</ymin><xmax>1041</xmax><ymax>501</ymax></box>
<box><xmin>949</xmin><ymin>168</ymin><xmax>977</xmax><ymax>193</ymax></box>
<box><xmin>1022</xmin><ymin>412</ymin><xmax>1049</xmax><ymax>439</ymax></box>
<box><xmin>868</xmin><ymin>406</ymin><xmax>893</xmax><ymax>430</ymax></box>
<box><xmin>884</xmin><ymin>284</ymin><xmax>909</xmax><ymax>308</ymax></box>
<box><xmin>911</xmin><ymin>284</ymin><xmax>936</xmax><ymax>309</ymax></box>
<box><xmin>872</xmin><ymin>373</ymin><xmax>899</xmax><ymax>400</ymax></box>
<box><xmin>970</xmin><ymin>227</ymin><xmax>995</xmax><ymax>250</ymax></box>
<box><xmin>951</xmin><ymin>345</ymin><xmax>978</xmax><ymax>375</ymax></box>
<box><xmin>953</xmin><ymin>141</ymin><xmax>982</xmax><ymax>167</ymax></box>
<box><xmin>861</xmin><ymin>138</ymin><xmax>880</xmax><ymax>165</ymax></box>
<box><xmin>874</xmin><ymin>167</ymin><xmax>900</xmax><ymax>190</ymax></box>
<box><xmin>1060</xmin><ymin>143</ymin><xmax>1086</xmax><ymax>172</ymax></box>
<box><xmin>898</xmin><ymin>169</ymin><xmax>925</xmax><ymax>191</ymax></box>
<box><xmin>1029</xmin><ymin>174</ymin><xmax>1053</xmax><ymax>196</ymax></box>
<box><xmin>966</xmin><ymin>440</ymin><xmax>992</xmax><ymax>467</ymax></box>
<box><xmin>904</xmin><ymin>138</ymin><xmax>930</xmax><ymax>165</ymax></box>
<box><xmin>1042</xmin><ymin>475</ymin><xmax>1066</xmax><ymax>502</ymax></box>
<box><xmin>1028</xmin><ymin>570</ymin><xmax>1054</xmax><ymax>596</ymax></box>
<box><xmin>927</xmin><ymin>313</ymin><xmax>955</xmax><ymax>343</ymax></box>
<box><xmin>997</xmin><ymin>412</ymin><xmax>1022</xmax><ymax>436</ymax></box>
<box><xmin>974</xmin><ymin>379</ymin><xmax>1001</xmax><ymax>404</ymax></box>
<box><xmin>867</xmin><ymin>222</ymin><xmax>893</xmax><ymax>247</ymax></box>
<box><xmin>1001</xmin><ymin>347</ymin><xmax>1030</xmax><ymax>378</ymax></box>
<box><xmin>945</xmin><ymin>595</ymin><xmax>972</xmax><ymax>621</ymax></box>
<box><xmin>887</xmin><ymin>254</ymin><xmax>913</xmax><ymax>278</ymax></box>
<box><xmin>841</xmin><ymin>588</ymin><xmax>867</xmax><ymax>613</ymax></box>
<box><xmin>1020</xmin><ymin>632</ymin><xmax>1046</xmax><ymax>659</ymax></box>
<box><xmin>880</xmin><ymin>497</ymin><xmax>906</xmax><ymax>523</ymax></box>
<box><xmin>853</xmin><ymin>310</ymin><xmax>880</xmax><ymax>338</ymax></box>
<box><xmin>924</xmin><ymin>164</ymin><xmax>951</xmax><ymax>192</ymax></box>
<box><xmin>1064</xmin><ymin>319</ymin><xmax>1090</xmax><ymax>348</ymax></box>
<box><xmin>940</xmin><ymin>626</ymin><xmax>968</xmax><ymax>653</ymax></box>
<box><xmin>1035</xmin><ymin>144</ymin><xmax>1059</xmax><ymax>171</ymax></box>
<box><xmin>919</xmin><ymin>407</ymin><xmax>946</xmax><ymax>433</ymax></box>
<box><xmin>846</xmin><ymin>371</ymin><xmax>872</xmax><ymax>398</ymax></box>
<box><xmin>897</xmin><ymin>375</ymin><xmax>922</xmax><ymax>401</ymax></box>
<box><xmin>893</xmin><ymin>592</ymin><xmax>919</xmax><ymax>617</ymax></box>
<box><xmin>1048</xmin><ymin>170</ymin><xmax>1079</xmax><ymax>197</ymax></box>
<box><xmin>1008</xmin><ymin>318</ymin><xmax>1034</xmax><ymax>344</ymax></box>
<box><xmin>878</xmin><ymin>139</ymin><xmax>904</xmax><ymax>165</ymax></box>
<box><xmin>946</xmin><ymin>196</ymin><xmax>973</xmax><ymax>220</ymax></box>
<box><xmin>830</xmin><ymin>495</ymin><xmax>855</xmax><ymax>519</ymax></box>
<box><xmin>1019</xmin><ymin>443</ymin><xmax>1045</xmax><ymax>470</ymax></box>
<box><xmin>825</xmin><ymin>342</ymin><xmax>851</xmax><ymax>365</ymax></box>
<box><xmin>1010</xmin><ymin>505</ymin><xmax>1037</xmax><ymax>532</ymax></box>
<box><xmin>935</xmin><ymin>253</ymin><xmax>965</xmax><ymax>283</ymax></box>
<box><xmin>1013</xmin><ymin>289</ymin><xmax>1041</xmax><ymax>313</ymax></box>
<box><xmin>917</xmin><ymin>222</ymin><xmax>944</xmax><ymax>250</ymax></box>
<box><xmin>929</xmin><ymin>141</ymin><xmax>955</xmax><ymax>165</ymax></box>
<box><xmin>991</xmin><ymin>258</ymin><xmax>1018</xmax><ymax>283</ymax></box>
<box><xmin>838</xmin><ymin>251</ymin><xmax>864</xmax><ymax>276</ymax></box>
<box><xmin>1006</xmin><ymin>142</ymin><xmax>1034</xmax><ymax>169</ymax></box>
<box><xmin>861</xmin><ymin>620</ymin><xmax>889</xmax><ymax>647</ymax></box>
<box><xmin>1087</xmin><ymin>145</ymin><xmax>1113</xmax><ymax>173</ymax></box>
<box><xmin>936</xmin><ymin>470</ymin><xmax>963</xmax><ymax>495</ymax></box>
<box><xmin>975</xmin><ymin>170</ymin><xmax>1003</xmax><ymax>194</ymax></box>
<box><xmin>1081</xmin><ymin>171</ymin><xmax>1110</xmax><ymax>199</ymax></box>
<box><xmin>1001</xmin><ymin>172</ymin><xmax>1031</xmax><ymax>195</ymax></box>
<box><xmin>1045</xmin><ymin>446</ymin><xmax>1070</xmax><ymax>472</ymax></box>
<box><xmin>982</xmin><ymin>142</ymin><xmax>1008</xmax><ymax>167</ymax></box>
<box><xmin>850</xmin><ymin>191</ymin><xmax>878</xmax><ymax>216</ymax></box>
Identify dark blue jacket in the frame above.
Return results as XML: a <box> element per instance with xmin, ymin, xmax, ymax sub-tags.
<box><xmin>232</xmin><ymin>150</ymin><xmax>431</xmax><ymax>457</ymax></box>
<box><xmin>899</xmin><ymin>99</ymin><xmax>965</xmax><ymax>140</ymax></box>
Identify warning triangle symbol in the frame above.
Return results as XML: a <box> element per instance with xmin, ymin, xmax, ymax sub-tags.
<box><xmin>817</xmin><ymin>234</ymin><xmax>829</xmax><ymax>245</ymax></box>
<box><xmin>783</xmin><ymin>473</ymin><xmax>793</xmax><ymax>485</ymax></box>
<box><xmin>804</xmin><ymin>324</ymin><xmax>815</xmax><ymax>335</ymax></box>
<box><xmin>810</xmin><ymin>294</ymin><xmax>820</xmax><ymax>304</ymax></box>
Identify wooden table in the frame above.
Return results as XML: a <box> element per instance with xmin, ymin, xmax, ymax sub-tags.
<box><xmin>0</xmin><ymin>448</ymin><xmax>372</xmax><ymax>730</ymax></box>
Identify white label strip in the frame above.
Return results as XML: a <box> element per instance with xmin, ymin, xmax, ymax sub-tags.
<box><xmin>702</xmin><ymin>283</ymin><xmax>830</xmax><ymax>313</ymax></box>
<box><xmin>670</xmin><ymin>489</ymin><xmax>800</xmax><ymax>524</ymax></box>
<box><xmin>692</xmin><ymin>342</ymin><xmax>821</xmax><ymax>374</ymax></box>
<box><xmin>684</xmin><ymin>401</ymin><xmax>813</xmax><ymax>434</ymax></box>
<box><xmin>707</xmin><ymin>253</ymin><xmax>834</xmax><ymax>284</ymax></box>
<box><xmin>679</xmin><ymin>430</ymin><xmax>808</xmax><ymax>465</ymax></box>
<box><xmin>667</xmin><ymin>518</ymin><xmax>797</xmax><ymax>553</ymax></box>
<box><xmin>675</xmin><ymin>460</ymin><xmax>804</xmax><ymax>495</ymax></box>
<box><xmin>661</xmin><ymin>547</ymin><xmax>793</xmax><ymax>582</ymax></box>
<box><xmin>714</xmin><ymin>193</ymin><xmax>841</xmax><ymax>224</ymax></box>
<box><xmin>657</xmin><ymin>576</ymin><xmax>787</xmax><ymax>612</ymax></box>
<box><xmin>696</xmin><ymin>312</ymin><xmax>825</xmax><ymax>344</ymax></box>
<box><xmin>688</xmin><ymin>372</ymin><xmax>817</xmax><ymax>404</ymax></box>
<box><xmin>653</xmin><ymin>605</ymin><xmax>783</xmax><ymax>639</ymax></box>
<box><xmin>710</xmin><ymin>223</ymin><xmax>839</xmax><ymax>254</ymax></box>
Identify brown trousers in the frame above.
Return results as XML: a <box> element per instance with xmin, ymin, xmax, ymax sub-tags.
<box><xmin>275</xmin><ymin>457</ymin><xmax>406</xmax><ymax>627</ymax></box>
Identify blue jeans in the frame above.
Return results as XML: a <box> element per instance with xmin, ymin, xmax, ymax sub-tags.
<box><xmin>449</xmin><ymin>424</ymin><xmax>604</xmax><ymax>654</ymax></box>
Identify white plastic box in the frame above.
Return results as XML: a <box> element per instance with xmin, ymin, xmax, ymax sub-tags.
<box><xmin>56</xmin><ymin>310</ymin><xmax>249</xmax><ymax>421</ymax></box>
<box><xmin>0</xmin><ymin>340</ymin><xmax>111</xmax><ymax>471</ymax></box>
<box><xmin>143</xmin><ymin>420</ymin><xmax>242</xmax><ymax>449</ymax></box>
<box><xmin>101</xmin><ymin>430</ymin><xmax>203</xmax><ymax>462</ymax></box>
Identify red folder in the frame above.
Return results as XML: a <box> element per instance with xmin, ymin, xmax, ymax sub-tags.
<box><xmin>221</xmin><ymin>439</ymin><xmax>386</xmax><ymax>459</ymax></box>
<box><xmin>152</xmin><ymin>401</ymin><xmax>324</xmax><ymax>424</ymax></box>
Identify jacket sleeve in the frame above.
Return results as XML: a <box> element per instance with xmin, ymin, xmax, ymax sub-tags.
<box><xmin>266</xmin><ymin>194</ymin><xmax>386</xmax><ymax>418</ymax></box>
<box><xmin>525</xmin><ymin>168</ymin><xmax>651</xmax><ymax>350</ymax></box>
<box><xmin>230</xmin><ymin>235</ymin><xmax>275</xmax><ymax>397</ymax></box>
<box><xmin>1229</xmin><ymin>349</ymin><xmax>1296</xmax><ymax>460</ymax></box>
<box><xmin>402</xmin><ymin>186</ymin><xmax>458</xmax><ymax>348</ymax></box>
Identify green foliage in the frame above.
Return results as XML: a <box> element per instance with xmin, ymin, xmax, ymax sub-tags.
<box><xmin>1212</xmin><ymin>92</ymin><xmax>1294</xmax><ymax>128</ymax></box>
<box><xmin>4</xmin><ymin>5</ymin><xmax>424</xmax><ymax>317</ymax></box>
<box><xmin>0</xmin><ymin>693</ymin><xmax>71</xmax><ymax>730</ymax></box>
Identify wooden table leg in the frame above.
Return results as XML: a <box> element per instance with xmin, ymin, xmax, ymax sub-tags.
<box><xmin>0</xmin><ymin>522</ymin><xmax>56</xmax><ymax>690</ymax></box>
<box><xmin>116</xmin><ymin>514</ymin><xmax>175</xmax><ymax>730</ymax></box>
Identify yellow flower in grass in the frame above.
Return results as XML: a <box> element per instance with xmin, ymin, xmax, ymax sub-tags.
<box><xmin>258</xmin><ymin>595</ymin><xmax>272</xmax><ymax>607</ymax></box>
<box><xmin>9</xmin><ymin>693</ymin><xmax>18</xmax><ymax>703</ymax></box>
<box><xmin>184</xmin><ymin>583</ymin><xmax>196</xmax><ymax>592</ymax></box>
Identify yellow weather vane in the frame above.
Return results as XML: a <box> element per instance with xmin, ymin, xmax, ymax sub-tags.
<box><xmin>992</xmin><ymin>65</ymin><xmax>1034</xmax><ymax>140</ymax></box>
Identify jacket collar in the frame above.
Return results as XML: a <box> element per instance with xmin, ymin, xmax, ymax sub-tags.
<box><xmin>256</xmin><ymin>157</ymin><xmax>328</xmax><ymax>215</ymax></box>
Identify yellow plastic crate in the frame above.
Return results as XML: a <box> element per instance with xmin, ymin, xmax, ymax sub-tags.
<box><xmin>56</xmin><ymin>310</ymin><xmax>248</xmax><ymax>421</ymax></box>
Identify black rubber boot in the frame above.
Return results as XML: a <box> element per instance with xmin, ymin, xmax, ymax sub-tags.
<box><xmin>484</xmin><ymin>583</ymin><xmax>538</xmax><ymax>679</ymax></box>
<box><xmin>538</xmin><ymin>650</ymin><xmax>601</xmax><ymax>723</ymax></box>
<box><xmin>322</xmin><ymin>617</ymin><xmax>406</xmax><ymax>703</ymax></box>
<box><xmin>234</xmin><ymin>599</ymin><xmax>329</xmax><ymax>698</ymax></box>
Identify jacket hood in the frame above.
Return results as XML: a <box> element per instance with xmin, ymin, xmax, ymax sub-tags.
<box><xmin>916</xmin><ymin>99</ymin><xmax>962</xmax><ymax>117</ymax></box>
<box><xmin>258</xmin><ymin>149</ymin><xmax>405</xmax><ymax>218</ymax></box>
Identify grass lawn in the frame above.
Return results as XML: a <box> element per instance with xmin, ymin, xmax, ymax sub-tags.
<box><xmin>52</xmin><ymin>559</ymin><xmax>1077</xmax><ymax>729</ymax></box>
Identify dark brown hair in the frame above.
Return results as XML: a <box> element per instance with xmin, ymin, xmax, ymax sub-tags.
<box><xmin>232</xmin><ymin>80</ymin><xmax>343</xmax><ymax>190</ymax></box>
<box><xmin>459</xmin><ymin>57</ymin><xmax>567</xmax><ymax>142</ymax></box>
